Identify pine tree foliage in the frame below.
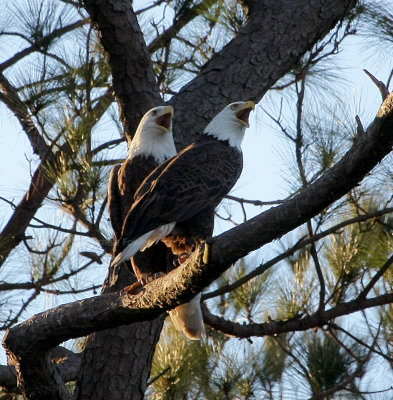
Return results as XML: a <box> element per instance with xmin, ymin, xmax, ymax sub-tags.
<box><xmin>2</xmin><ymin>0</ymin><xmax>393</xmax><ymax>399</ymax></box>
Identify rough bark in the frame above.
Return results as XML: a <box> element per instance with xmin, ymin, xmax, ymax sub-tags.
<box><xmin>0</xmin><ymin>347</ymin><xmax>81</xmax><ymax>399</ymax></box>
<box><xmin>202</xmin><ymin>292</ymin><xmax>393</xmax><ymax>336</ymax></box>
<box><xmin>75</xmin><ymin>258</ymin><xmax>165</xmax><ymax>400</ymax></box>
<box><xmin>4</xmin><ymin>88</ymin><xmax>393</xmax><ymax>399</ymax></box>
<box><xmin>75</xmin><ymin>317</ymin><xmax>165</xmax><ymax>400</ymax></box>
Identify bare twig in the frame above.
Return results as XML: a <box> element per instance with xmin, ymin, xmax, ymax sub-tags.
<box><xmin>3</xmin><ymin>290</ymin><xmax>40</xmax><ymax>330</ymax></box>
<box><xmin>307</xmin><ymin>221</ymin><xmax>325</xmax><ymax>313</ymax></box>
<box><xmin>357</xmin><ymin>253</ymin><xmax>393</xmax><ymax>299</ymax></box>
<box><xmin>263</xmin><ymin>100</ymin><xmax>296</xmax><ymax>142</ymax></box>
<box><xmin>147</xmin><ymin>0</ymin><xmax>219</xmax><ymax>53</ymax></box>
<box><xmin>147</xmin><ymin>366</ymin><xmax>171</xmax><ymax>386</ymax></box>
<box><xmin>92</xmin><ymin>138</ymin><xmax>125</xmax><ymax>155</ymax></box>
<box><xmin>363</xmin><ymin>69</ymin><xmax>389</xmax><ymax>100</ymax></box>
<box><xmin>328</xmin><ymin>322</ymin><xmax>393</xmax><ymax>364</ymax></box>
<box><xmin>355</xmin><ymin>115</ymin><xmax>365</xmax><ymax>135</ymax></box>
<box><xmin>225</xmin><ymin>194</ymin><xmax>285</xmax><ymax>206</ymax></box>
<box><xmin>202</xmin><ymin>292</ymin><xmax>393</xmax><ymax>338</ymax></box>
<box><xmin>135</xmin><ymin>0</ymin><xmax>167</xmax><ymax>15</ymax></box>
<box><xmin>0</xmin><ymin>18</ymin><xmax>90</xmax><ymax>71</ymax></box>
<box><xmin>273</xmin><ymin>336</ymin><xmax>316</xmax><ymax>392</ymax></box>
<box><xmin>295</xmin><ymin>70</ymin><xmax>308</xmax><ymax>186</ymax></box>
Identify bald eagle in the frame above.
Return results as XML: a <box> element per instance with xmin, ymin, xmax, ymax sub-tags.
<box><xmin>108</xmin><ymin>105</ymin><xmax>176</xmax><ymax>285</ymax></box>
<box><xmin>112</xmin><ymin>101</ymin><xmax>254</xmax><ymax>339</ymax></box>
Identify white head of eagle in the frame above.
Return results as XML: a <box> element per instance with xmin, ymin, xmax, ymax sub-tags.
<box><xmin>129</xmin><ymin>105</ymin><xmax>177</xmax><ymax>164</ymax></box>
<box><xmin>204</xmin><ymin>101</ymin><xmax>255</xmax><ymax>149</ymax></box>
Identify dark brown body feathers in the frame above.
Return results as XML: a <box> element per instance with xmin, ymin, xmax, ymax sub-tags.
<box><xmin>118</xmin><ymin>140</ymin><xmax>243</xmax><ymax>256</ymax></box>
<box><xmin>108</xmin><ymin>155</ymin><xmax>173</xmax><ymax>280</ymax></box>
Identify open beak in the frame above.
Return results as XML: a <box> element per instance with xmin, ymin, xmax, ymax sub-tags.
<box><xmin>155</xmin><ymin>105</ymin><xmax>174</xmax><ymax>132</ymax></box>
<box><xmin>236</xmin><ymin>101</ymin><xmax>255</xmax><ymax>127</ymax></box>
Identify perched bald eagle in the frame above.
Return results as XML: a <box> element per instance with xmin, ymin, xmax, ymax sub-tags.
<box><xmin>108</xmin><ymin>105</ymin><xmax>176</xmax><ymax>284</ymax></box>
<box><xmin>112</xmin><ymin>101</ymin><xmax>254</xmax><ymax>339</ymax></box>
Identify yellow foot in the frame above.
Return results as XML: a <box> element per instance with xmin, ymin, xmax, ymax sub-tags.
<box><xmin>143</xmin><ymin>272</ymin><xmax>166</xmax><ymax>284</ymax></box>
<box><xmin>121</xmin><ymin>281</ymin><xmax>143</xmax><ymax>296</ymax></box>
<box><xmin>178</xmin><ymin>252</ymin><xmax>191</xmax><ymax>264</ymax></box>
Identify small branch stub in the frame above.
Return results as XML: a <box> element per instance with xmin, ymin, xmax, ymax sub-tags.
<box><xmin>364</xmin><ymin>69</ymin><xmax>389</xmax><ymax>100</ymax></box>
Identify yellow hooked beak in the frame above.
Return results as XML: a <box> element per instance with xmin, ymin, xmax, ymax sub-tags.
<box><xmin>236</xmin><ymin>101</ymin><xmax>255</xmax><ymax>127</ymax></box>
<box><xmin>155</xmin><ymin>105</ymin><xmax>174</xmax><ymax>132</ymax></box>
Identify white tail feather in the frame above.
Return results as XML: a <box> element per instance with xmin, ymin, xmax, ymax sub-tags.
<box><xmin>111</xmin><ymin>231</ymin><xmax>152</xmax><ymax>267</ymax></box>
<box><xmin>169</xmin><ymin>293</ymin><xmax>205</xmax><ymax>340</ymax></box>
<box><xmin>111</xmin><ymin>223</ymin><xmax>175</xmax><ymax>267</ymax></box>
<box><xmin>141</xmin><ymin>223</ymin><xmax>176</xmax><ymax>250</ymax></box>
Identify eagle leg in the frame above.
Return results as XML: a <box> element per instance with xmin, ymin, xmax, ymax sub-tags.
<box><xmin>122</xmin><ymin>272</ymin><xmax>167</xmax><ymax>297</ymax></box>
<box><xmin>142</xmin><ymin>272</ymin><xmax>166</xmax><ymax>284</ymax></box>
<box><xmin>178</xmin><ymin>252</ymin><xmax>191</xmax><ymax>264</ymax></box>
<box><xmin>173</xmin><ymin>252</ymin><xmax>191</xmax><ymax>267</ymax></box>
<box><xmin>187</xmin><ymin>237</ymin><xmax>205</xmax><ymax>253</ymax></box>
<box><xmin>121</xmin><ymin>280</ymin><xmax>144</xmax><ymax>296</ymax></box>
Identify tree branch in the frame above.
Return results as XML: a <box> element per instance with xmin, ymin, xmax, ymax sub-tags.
<box><xmin>0</xmin><ymin>72</ymin><xmax>51</xmax><ymax>159</ymax></box>
<box><xmin>147</xmin><ymin>0</ymin><xmax>219</xmax><ymax>53</ymax></box>
<box><xmin>0</xmin><ymin>18</ymin><xmax>90</xmax><ymax>71</ymax></box>
<box><xmin>0</xmin><ymin>347</ymin><xmax>81</xmax><ymax>396</ymax></box>
<box><xmin>202</xmin><ymin>292</ymin><xmax>393</xmax><ymax>338</ymax></box>
<box><xmin>225</xmin><ymin>194</ymin><xmax>284</xmax><ymax>206</ymax></box>
<box><xmin>357</xmin><ymin>253</ymin><xmax>393</xmax><ymax>299</ymax></box>
<box><xmin>0</xmin><ymin>147</ymin><xmax>64</xmax><ymax>268</ymax></box>
<box><xmin>328</xmin><ymin>322</ymin><xmax>393</xmax><ymax>364</ymax></box>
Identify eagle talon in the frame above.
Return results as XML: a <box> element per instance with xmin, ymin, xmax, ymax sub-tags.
<box><xmin>121</xmin><ymin>281</ymin><xmax>144</xmax><ymax>297</ymax></box>
<box><xmin>144</xmin><ymin>272</ymin><xmax>166</xmax><ymax>283</ymax></box>
<box><xmin>173</xmin><ymin>252</ymin><xmax>191</xmax><ymax>267</ymax></box>
<box><xmin>178</xmin><ymin>252</ymin><xmax>191</xmax><ymax>264</ymax></box>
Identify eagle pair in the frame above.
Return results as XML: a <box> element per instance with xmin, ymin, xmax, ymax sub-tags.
<box><xmin>108</xmin><ymin>101</ymin><xmax>255</xmax><ymax>339</ymax></box>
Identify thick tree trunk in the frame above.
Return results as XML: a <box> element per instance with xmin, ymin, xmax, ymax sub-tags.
<box><xmin>75</xmin><ymin>263</ymin><xmax>165</xmax><ymax>400</ymax></box>
<box><xmin>77</xmin><ymin>2</ymin><xmax>166</xmax><ymax>398</ymax></box>
<box><xmin>82</xmin><ymin>0</ymin><xmax>161</xmax><ymax>140</ymax></box>
<box><xmin>74</xmin><ymin>0</ymin><xmax>358</xmax><ymax>399</ymax></box>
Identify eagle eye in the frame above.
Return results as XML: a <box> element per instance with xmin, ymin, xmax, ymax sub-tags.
<box><xmin>231</xmin><ymin>104</ymin><xmax>238</xmax><ymax>110</ymax></box>
<box><xmin>151</xmin><ymin>110</ymin><xmax>157</xmax><ymax>116</ymax></box>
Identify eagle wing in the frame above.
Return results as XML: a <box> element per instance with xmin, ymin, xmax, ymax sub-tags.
<box><xmin>110</xmin><ymin>155</ymin><xmax>175</xmax><ymax>276</ymax></box>
<box><xmin>120</xmin><ymin>141</ymin><xmax>243</xmax><ymax>243</ymax></box>
<box><xmin>134</xmin><ymin>144</ymin><xmax>195</xmax><ymax>200</ymax></box>
<box><xmin>108</xmin><ymin>165</ymin><xmax>122</xmax><ymax>240</ymax></box>
<box><xmin>108</xmin><ymin>157</ymin><xmax>152</xmax><ymax>241</ymax></box>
